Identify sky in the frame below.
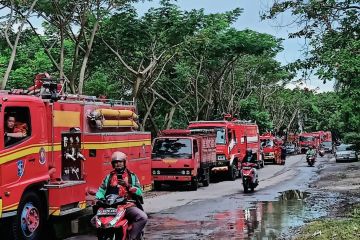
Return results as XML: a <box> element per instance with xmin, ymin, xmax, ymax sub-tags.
<box><xmin>134</xmin><ymin>0</ymin><xmax>335</xmax><ymax>92</ymax></box>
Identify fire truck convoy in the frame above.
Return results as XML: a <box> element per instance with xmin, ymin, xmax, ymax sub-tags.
<box><xmin>0</xmin><ymin>75</ymin><xmax>151</xmax><ymax>239</ymax></box>
<box><xmin>188</xmin><ymin>117</ymin><xmax>262</xmax><ymax>180</ymax></box>
<box><xmin>151</xmin><ymin>129</ymin><xmax>216</xmax><ymax>190</ymax></box>
<box><xmin>260</xmin><ymin>133</ymin><xmax>283</xmax><ymax>165</ymax></box>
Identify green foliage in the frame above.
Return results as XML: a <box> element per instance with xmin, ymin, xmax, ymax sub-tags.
<box><xmin>296</xmin><ymin>206</ymin><xmax>360</xmax><ymax>240</ymax></box>
<box><xmin>239</xmin><ymin>97</ymin><xmax>272</xmax><ymax>133</ymax></box>
<box><xmin>1</xmin><ymin>0</ymin><xmax>355</xmax><ymax>140</ymax></box>
<box><xmin>264</xmin><ymin>0</ymin><xmax>360</xmax><ymax>145</ymax></box>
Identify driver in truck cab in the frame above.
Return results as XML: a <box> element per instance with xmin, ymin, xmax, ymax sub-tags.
<box><xmin>95</xmin><ymin>151</ymin><xmax>148</xmax><ymax>240</ymax></box>
<box><xmin>4</xmin><ymin>115</ymin><xmax>28</xmax><ymax>146</ymax></box>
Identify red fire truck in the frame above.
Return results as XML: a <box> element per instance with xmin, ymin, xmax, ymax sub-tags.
<box><xmin>323</xmin><ymin>131</ymin><xmax>332</xmax><ymax>142</ymax></box>
<box><xmin>151</xmin><ymin>129</ymin><xmax>216</xmax><ymax>190</ymax></box>
<box><xmin>299</xmin><ymin>132</ymin><xmax>317</xmax><ymax>153</ymax></box>
<box><xmin>188</xmin><ymin>117</ymin><xmax>262</xmax><ymax>181</ymax></box>
<box><xmin>0</xmin><ymin>74</ymin><xmax>151</xmax><ymax>239</ymax></box>
<box><xmin>260</xmin><ymin>133</ymin><xmax>283</xmax><ymax>165</ymax></box>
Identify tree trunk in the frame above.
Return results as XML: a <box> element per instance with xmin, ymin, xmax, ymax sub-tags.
<box><xmin>59</xmin><ymin>23</ymin><xmax>65</xmax><ymax>80</ymax></box>
<box><xmin>133</xmin><ymin>74</ymin><xmax>143</xmax><ymax>100</ymax></box>
<box><xmin>141</xmin><ymin>95</ymin><xmax>157</xmax><ymax>131</ymax></box>
<box><xmin>1</xmin><ymin>0</ymin><xmax>38</xmax><ymax>90</ymax></box>
<box><xmin>78</xmin><ymin>20</ymin><xmax>99</xmax><ymax>94</ymax></box>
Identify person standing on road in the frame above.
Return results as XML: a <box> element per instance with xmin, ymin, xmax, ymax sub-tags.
<box><xmin>95</xmin><ymin>151</ymin><xmax>148</xmax><ymax>240</ymax></box>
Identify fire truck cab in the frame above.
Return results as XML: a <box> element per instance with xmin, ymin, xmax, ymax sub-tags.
<box><xmin>0</xmin><ymin>74</ymin><xmax>151</xmax><ymax>239</ymax></box>
<box><xmin>188</xmin><ymin>117</ymin><xmax>262</xmax><ymax>181</ymax></box>
<box><xmin>299</xmin><ymin>132</ymin><xmax>317</xmax><ymax>153</ymax></box>
<box><xmin>151</xmin><ymin>129</ymin><xmax>216</xmax><ymax>191</ymax></box>
<box><xmin>260</xmin><ymin>133</ymin><xmax>283</xmax><ymax>165</ymax></box>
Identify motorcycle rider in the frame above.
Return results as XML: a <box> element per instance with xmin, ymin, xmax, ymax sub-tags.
<box><xmin>95</xmin><ymin>151</ymin><xmax>148</xmax><ymax>240</ymax></box>
<box><xmin>306</xmin><ymin>145</ymin><xmax>316</xmax><ymax>157</ymax></box>
<box><xmin>242</xmin><ymin>148</ymin><xmax>258</xmax><ymax>184</ymax></box>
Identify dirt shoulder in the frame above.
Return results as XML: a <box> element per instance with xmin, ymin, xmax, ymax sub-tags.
<box><xmin>293</xmin><ymin>155</ymin><xmax>360</xmax><ymax>239</ymax></box>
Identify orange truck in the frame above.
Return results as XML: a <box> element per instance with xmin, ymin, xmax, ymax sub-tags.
<box><xmin>151</xmin><ymin>129</ymin><xmax>216</xmax><ymax>190</ymax></box>
<box><xmin>260</xmin><ymin>133</ymin><xmax>283</xmax><ymax>164</ymax></box>
<box><xmin>0</xmin><ymin>74</ymin><xmax>151</xmax><ymax>239</ymax></box>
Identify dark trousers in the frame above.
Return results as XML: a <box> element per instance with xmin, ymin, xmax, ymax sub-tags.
<box><xmin>126</xmin><ymin>206</ymin><xmax>148</xmax><ymax>239</ymax></box>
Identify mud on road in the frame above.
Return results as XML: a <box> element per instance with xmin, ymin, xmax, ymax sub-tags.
<box><xmin>303</xmin><ymin>155</ymin><xmax>360</xmax><ymax>218</ymax></box>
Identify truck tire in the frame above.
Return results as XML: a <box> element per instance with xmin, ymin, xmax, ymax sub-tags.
<box><xmin>228</xmin><ymin>163</ymin><xmax>237</xmax><ymax>181</ymax></box>
<box><xmin>153</xmin><ymin>181</ymin><xmax>162</xmax><ymax>191</ymax></box>
<box><xmin>190</xmin><ymin>178</ymin><xmax>198</xmax><ymax>191</ymax></box>
<box><xmin>13</xmin><ymin>191</ymin><xmax>45</xmax><ymax>240</ymax></box>
<box><xmin>202</xmin><ymin>170</ymin><xmax>210</xmax><ymax>187</ymax></box>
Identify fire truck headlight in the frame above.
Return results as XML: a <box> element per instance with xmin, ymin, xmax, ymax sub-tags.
<box><xmin>186</xmin><ymin>170</ymin><xmax>190</xmax><ymax>175</ymax></box>
<box><xmin>181</xmin><ymin>170</ymin><xmax>186</xmax><ymax>175</ymax></box>
<box><xmin>152</xmin><ymin>170</ymin><xmax>156</xmax><ymax>175</ymax></box>
<box><xmin>156</xmin><ymin>170</ymin><xmax>160</xmax><ymax>175</ymax></box>
<box><xmin>217</xmin><ymin>155</ymin><xmax>226</xmax><ymax>161</ymax></box>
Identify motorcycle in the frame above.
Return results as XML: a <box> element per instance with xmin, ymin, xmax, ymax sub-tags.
<box><xmin>306</xmin><ymin>154</ymin><xmax>316</xmax><ymax>167</ymax></box>
<box><xmin>241</xmin><ymin>162</ymin><xmax>259</xmax><ymax>193</ymax></box>
<box><xmin>318</xmin><ymin>148</ymin><xmax>325</xmax><ymax>157</ymax></box>
<box><xmin>92</xmin><ymin>194</ymin><xmax>139</xmax><ymax>240</ymax></box>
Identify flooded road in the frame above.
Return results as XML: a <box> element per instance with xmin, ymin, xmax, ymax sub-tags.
<box><xmin>63</xmin><ymin>154</ymin><xmax>332</xmax><ymax>240</ymax></box>
<box><xmin>146</xmin><ymin>192</ymin><xmax>326</xmax><ymax>240</ymax></box>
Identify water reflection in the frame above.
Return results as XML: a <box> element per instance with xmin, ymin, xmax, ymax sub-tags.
<box><xmin>145</xmin><ymin>191</ymin><xmax>325</xmax><ymax>239</ymax></box>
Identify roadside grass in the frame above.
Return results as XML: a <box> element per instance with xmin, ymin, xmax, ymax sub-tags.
<box><xmin>295</xmin><ymin>206</ymin><xmax>360</xmax><ymax>240</ymax></box>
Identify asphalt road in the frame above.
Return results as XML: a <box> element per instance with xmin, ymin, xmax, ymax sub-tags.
<box><xmin>66</xmin><ymin>153</ymin><xmax>326</xmax><ymax>240</ymax></box>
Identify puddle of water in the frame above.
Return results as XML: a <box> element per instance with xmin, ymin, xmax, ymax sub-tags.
<box><xmin>145</xmin><ymin>190</ymin><xmax>327</xmax><ymax>240</ymax></box>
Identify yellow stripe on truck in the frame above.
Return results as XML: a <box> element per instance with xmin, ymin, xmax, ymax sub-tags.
<box><xmin>0</xmin><ymin>199</ymin><xmax>2</xmax><ymax>218</ymax></box>
<box><xmin>0</xmin><ymin>140</ymin><xmax>150</xmax><ymax>165</ymax></box>
<box><xmin>83</xmin><ymin>140</ymin><xmax>151</xmax><ymax>149</ymax></box>
<box><xmin>0</xmin><ymin>144</ymin><xmax>61</xmax><ymax>165</ymax></box>
<box><xmin>53</xmin><ymin>110</ymin><xmax>80</xmax><ymax>127</ymax></box>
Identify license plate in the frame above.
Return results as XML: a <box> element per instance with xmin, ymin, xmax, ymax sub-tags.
<box><xmin>97</xmin><ymin>208</ymin><xmax>117</xmax><ymax>216</ymax></box>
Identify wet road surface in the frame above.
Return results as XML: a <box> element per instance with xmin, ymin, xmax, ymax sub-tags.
<box><xmin>143</xmin><ymin>154</ymin><xmax>328</xmax><ymax>239</ymax></box>
<box><xmin>64</xmin><ymin>154</ymin><xmax>331</xmax><ymax>240</ymax></box>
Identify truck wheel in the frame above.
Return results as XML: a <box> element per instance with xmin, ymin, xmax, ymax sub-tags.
<box><xmin>203</xmin><ymin>171</ymin><xmax>210</xmax><ymax>187</ymax></box>
<box><xmin>190</xmin><ymin>178</ymin><xmax>198</xmax><ymax>191</ymax></box>
<box><xmin>228</xmin><ymin>163</ymin><xmax>237</xmax><ymax>181</ymax></box>
<box><xmin>13</xmin><ymin>191</ymin><xmax>45</xmax><ymax>240</ymax></box>
<box><xmin>153</xmin><ymin>182</ymin><xmax>162</xmax><ymax>191</ymax></box>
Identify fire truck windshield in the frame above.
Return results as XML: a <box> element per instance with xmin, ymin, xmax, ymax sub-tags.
<box><xmin>216</xmin><ymin>128</ymin><xmax>226</xmax><ymax>144</ymax></box>
<box><xmin>152</xmin><ymin>138</ymin><xmax>192</xmax><ymax>159</ymax></box>
<box><xmin>261</xmin><ymin>139</ymin><xmax>273</xmax><ymax>147</ymax></box>
<box><xmin>300</xmin><ymin>136</ymin><xmax>315</xmax><ymax>142</ymax></box>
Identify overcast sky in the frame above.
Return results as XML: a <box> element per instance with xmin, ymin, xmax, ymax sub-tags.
<box><xmin>134</xmin><ymin>0</ymin><xmax>334</xmax><ymax>92</ymax></box>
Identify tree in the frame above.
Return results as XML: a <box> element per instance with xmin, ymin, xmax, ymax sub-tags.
<box><xmin>264</xmin><ymin>0</ymin><xmax>360</xmax><ymax>143</ymax></box>
<box><xmin>0</xmin><ymin>0</ymin><xmax>38</xmax><ymax>90</ymax></box>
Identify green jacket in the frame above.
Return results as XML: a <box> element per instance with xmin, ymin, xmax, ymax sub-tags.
<box><xmin>306</xmin><ymin>149</ymin><xmax>316</xmax><ymax>156</ymax></box>
<box><xmin>96</xmin><ymin>169</ymin><xmax>143</xmax><ymax>200</ymax></box>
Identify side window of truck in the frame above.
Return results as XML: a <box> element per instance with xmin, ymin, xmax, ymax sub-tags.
<box><xmin>4</xmin><ymin>107</ymin><xmax>31</xmax><ymax>148</ymax></box>
<box><xmin>193</xmin><ymin>140</ymin><xmax>198</xmax><ymax>154</ymax></box>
